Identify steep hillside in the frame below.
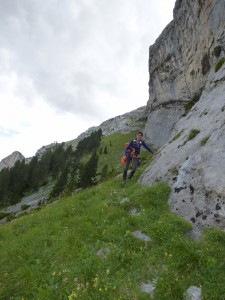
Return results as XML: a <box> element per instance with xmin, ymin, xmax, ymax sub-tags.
<box><xmin>1</xmin><ymin>158</ymin><xmax>225</xmax><ymax>299</ymax></box>
<box><xmin>0</xmin><ymin>131</ymin><xmax>141</xmax><ymax>221</ymax></box>
<box><xmin>140</xmin><ymin>0</ymin><xmax>225</xmax><ymax>235</ymax></box>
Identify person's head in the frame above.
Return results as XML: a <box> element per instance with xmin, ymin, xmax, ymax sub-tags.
<box><xmin>136</xmin><ymin>131</ymin><xmax>143</xmax><ymax>140</ymax></box>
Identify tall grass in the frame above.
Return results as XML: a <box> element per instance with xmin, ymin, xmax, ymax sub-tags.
<box><xmin>1</xmin><ymin>133</ymin><xmax>225</xmax><ymax>299</ymax></box>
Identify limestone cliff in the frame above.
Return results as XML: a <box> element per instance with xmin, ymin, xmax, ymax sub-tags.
<box><xmin>144</xmin><ymin>0</ymin><xmax>225</xmax><ymax>148</ymax></box>
<box><xmin>140</xmin><ymin>0</ymin><xmax>225</xmax><ymax>235</ymax></box>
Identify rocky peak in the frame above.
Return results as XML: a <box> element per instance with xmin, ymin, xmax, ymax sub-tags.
<box><xmin>0</xmin><ymin>151</ymin><xmax>25</xmax><ymax>171</ymax></box>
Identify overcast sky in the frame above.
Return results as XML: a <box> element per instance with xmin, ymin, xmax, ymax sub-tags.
<box><xmin>0</xmin><ymin>0</ymin><xmax>175</xmax><ymax>160</ymax></box>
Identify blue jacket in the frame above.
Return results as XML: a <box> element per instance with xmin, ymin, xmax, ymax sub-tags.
<box><xmin>125</xmin><ymin>139</ymin><xmax>154</xmax><ymax>156</ymax></box>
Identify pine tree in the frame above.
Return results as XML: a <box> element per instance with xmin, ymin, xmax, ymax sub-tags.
<box><xmin>51</xmin><ymin>164</ymin><xmax>69</xmax><ymax>197</ymax></box>
<box><xmin>79</xmin><ymin>152</ymin><xmax>99</xmax><ymax>188</ymax></box>
<box><xmin>100</xmin><ymin>164</ymin><xmax>108</xmax><ymax>181</ymax></box>
<box><xmin>103</xmin><ymin>146</ymin><xmax>108</xmax><ymax>154</ymax></box>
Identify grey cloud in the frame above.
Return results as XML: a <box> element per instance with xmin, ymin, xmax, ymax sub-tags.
<box><xmin>0</xmin><ymin>0</ymin><xmax>174</xmax><ymax>119</ymax></box>
<box><xmin>33</xmin><ymin>70</ymin><xmax>106</xmax><ymax>118</ymax></box>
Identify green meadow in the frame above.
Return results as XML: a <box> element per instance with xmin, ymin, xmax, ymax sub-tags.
<box><xmin>1</xmin><ymin>133</ymin><xmax>225</xmax><ymax>299</ymax></box>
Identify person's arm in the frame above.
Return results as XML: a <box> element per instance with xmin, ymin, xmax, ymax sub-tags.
<box><xmin>141</xmin><ymin>140</ymin><xmax>154</xmax><ymax>154</ymax></box>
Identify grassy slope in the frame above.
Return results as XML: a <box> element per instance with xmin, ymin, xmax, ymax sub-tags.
<box><xmin>1</xmin><ymin>133</ymin><xmax>225</xmax><ymax>299</ymax></box>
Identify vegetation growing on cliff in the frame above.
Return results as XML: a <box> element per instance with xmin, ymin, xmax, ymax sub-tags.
<box><xmin>215</xmin><ymin>57</ymin><xmax>225</xmax><ymax>72</ymax></box>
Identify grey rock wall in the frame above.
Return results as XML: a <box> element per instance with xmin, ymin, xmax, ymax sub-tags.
<box><xmin>141</xmin><ymin>66</ymin><xmax>225</xmax><ymax>231</ymax></box>
<box><xmin>140</xmin><ymin>0</ymin><xmax>225</xmax><ymax>233</ymax></box>
<box><xmin>144</xmin><ymin>0</ymin><xmax>225</xmax><ymax>148</ymax></box>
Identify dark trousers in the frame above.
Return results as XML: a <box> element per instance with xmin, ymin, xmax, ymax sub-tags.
<box><xmin>123</xmin><ymin>156</ymin><xmax>138</xmax><ymax>181</ymax></box>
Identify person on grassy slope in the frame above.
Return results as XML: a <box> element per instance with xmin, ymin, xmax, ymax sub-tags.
<box><xmin>122</xmin><ymin>131</ymin><xmax>157</xmax><ymax>183</ymax></box>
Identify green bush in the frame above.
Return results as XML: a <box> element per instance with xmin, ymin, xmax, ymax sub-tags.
<box><xmin>184</xmin><ymin>101</ymin><xmax>196</xmax><ymax>114</ymax></box>
<box><xmin>168</xmin><ymin>166</ymin><xmax>178</xmax><ymax>175</ymax></box>
<box><xmin>200</xmin><ymin>135</ymin><xmax>210</xmax><ymax>146</ymax></box>
<box><xmin>169</xmin><ymin>130</ymin><xmax>184</xmax><ymax>143</ymax></box>
<box><xmin>0</xmin><ymin>211</ymin><xmax>10</xmax><ymax>220</ymax></box>
<box><xmin>21</xmin><ymin>204</ymin><xmax>30</xmax><ymax>211</ymax></box>
<box><xmin>215</xmin><ymin>57</ymin><xmax>225</xmax><ymax>72</ymax></box>
<box><xmin>187</xmin><ymin>129</ymin><xmax>200</xmax><ymax>141</ymax></box>
<box><xmin>6</xmin><ymin>212</ymin><xmax>16</xmax><ymax>222</ymax></box>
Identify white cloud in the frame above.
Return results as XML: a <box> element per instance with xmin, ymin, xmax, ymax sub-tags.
<box><xmin>0</xmin><ymin>0</ymin><xmax>175</xmax><ymax>160</ymax></box>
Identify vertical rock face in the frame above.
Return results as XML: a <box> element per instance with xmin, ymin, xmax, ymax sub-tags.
<box><xmin>140</xmin><ymin>0</ymin><xmax>225</xmax><ymax>232</ymax></box>
<box><xmin>144</xmin><ymin>0</ymin><xmax>225</xmax><ymax>148</ymax></box>
<box><xmin>0</xmin><ymin>151</ymin><xmax>25</xmax><ymax>171</ymax></box>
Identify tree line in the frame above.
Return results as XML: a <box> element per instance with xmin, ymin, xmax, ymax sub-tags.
<box><xmin>0</xmin><ymin>129</ymin><xmax>103</xmax><ymax>208</ymax></box>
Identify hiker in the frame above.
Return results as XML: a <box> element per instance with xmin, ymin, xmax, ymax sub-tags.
<box><xmin>122</xmin><ymin>131</ymin><xmax>157</xmax><ymax>183</ymax></box>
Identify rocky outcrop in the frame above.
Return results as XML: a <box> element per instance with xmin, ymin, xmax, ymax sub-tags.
<box><xmin>0</xmin><ymin>151</ymin><xmax>25</xmax><ymax>171</ymax></box>
<box><xmin>144</xmin><ymin>0</ymin><xmax>225</xmax><ymax>148</ymax></box>
<box><xmin>140</xmin><ymin>0</ymin><xmax>225</xmax><ymax>233</ymax></box>
<box><xmin>76</xmin><ymin>106</ymin><xmax>147</xmax><ymax>141</ymax></box>
<box><xmin>35</xmin><ymin>142</ymin><xmax>60</xmax><ymax>157</ymax></box>
<box><xmin>140</xmin><ymin>67</ymin><xmax>225</xmax><ymax>232</ymax></box>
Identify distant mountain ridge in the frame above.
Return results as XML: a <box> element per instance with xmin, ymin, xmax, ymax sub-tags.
<box><xmin>75</xmin><ymin>105</ymin><xmax>147</xmax><ymax>141</ymax></box>
<box><xmin>36</xmin><ymin>105</ymin><xmax>147</xmax><ymax>157</ymax></box>
<box><xmin>0</xmin><ymin>106</ymin><xmax>147</xmax><ymax>171</ymax></box>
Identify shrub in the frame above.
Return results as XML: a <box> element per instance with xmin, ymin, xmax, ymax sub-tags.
<box><xmin>6</xmin><ymin>212</ymin><xmax>16</xmax><ymax>222</ymax></box>
<box><xmin>0</xmin><ymin>211</ymin><xmax>10</xmax><ymax>220</ymax></box>
<box><xmin>183</xmin><ymin>91</ymin><xmax>202</xmax><ymax>115</ymax></box>
<box><xmin>184</xmin><ymin>101</ymin><xmax>196</xmax><ymax>114</ymax></box>
<box><xmin>169</xmin><ymin>130</ymin><xmax>184</xmax><ymax>143</ymax></box>
<box><xmin>200</xmin><ymin>135</ymin><xmax>210</xmax><ymax>146</ymax></box>
<box><xmin>215</xmin><ymin>57</ymin><xmax>225</xmax><ymax>72</ymax></box>
<box><xmin>21</xmin><ymin>204</ymin><xmax>30</xmax><ymax>211</ymax></box>
<box><xmin>168</xmin><ymin>167</ymin><xmax>178</xmax><ymax>175</ymax></box>
<box><xmin>187</xmin><ymin>129</ymin><xmax>200</xmax><ymax>141</ymax></box>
